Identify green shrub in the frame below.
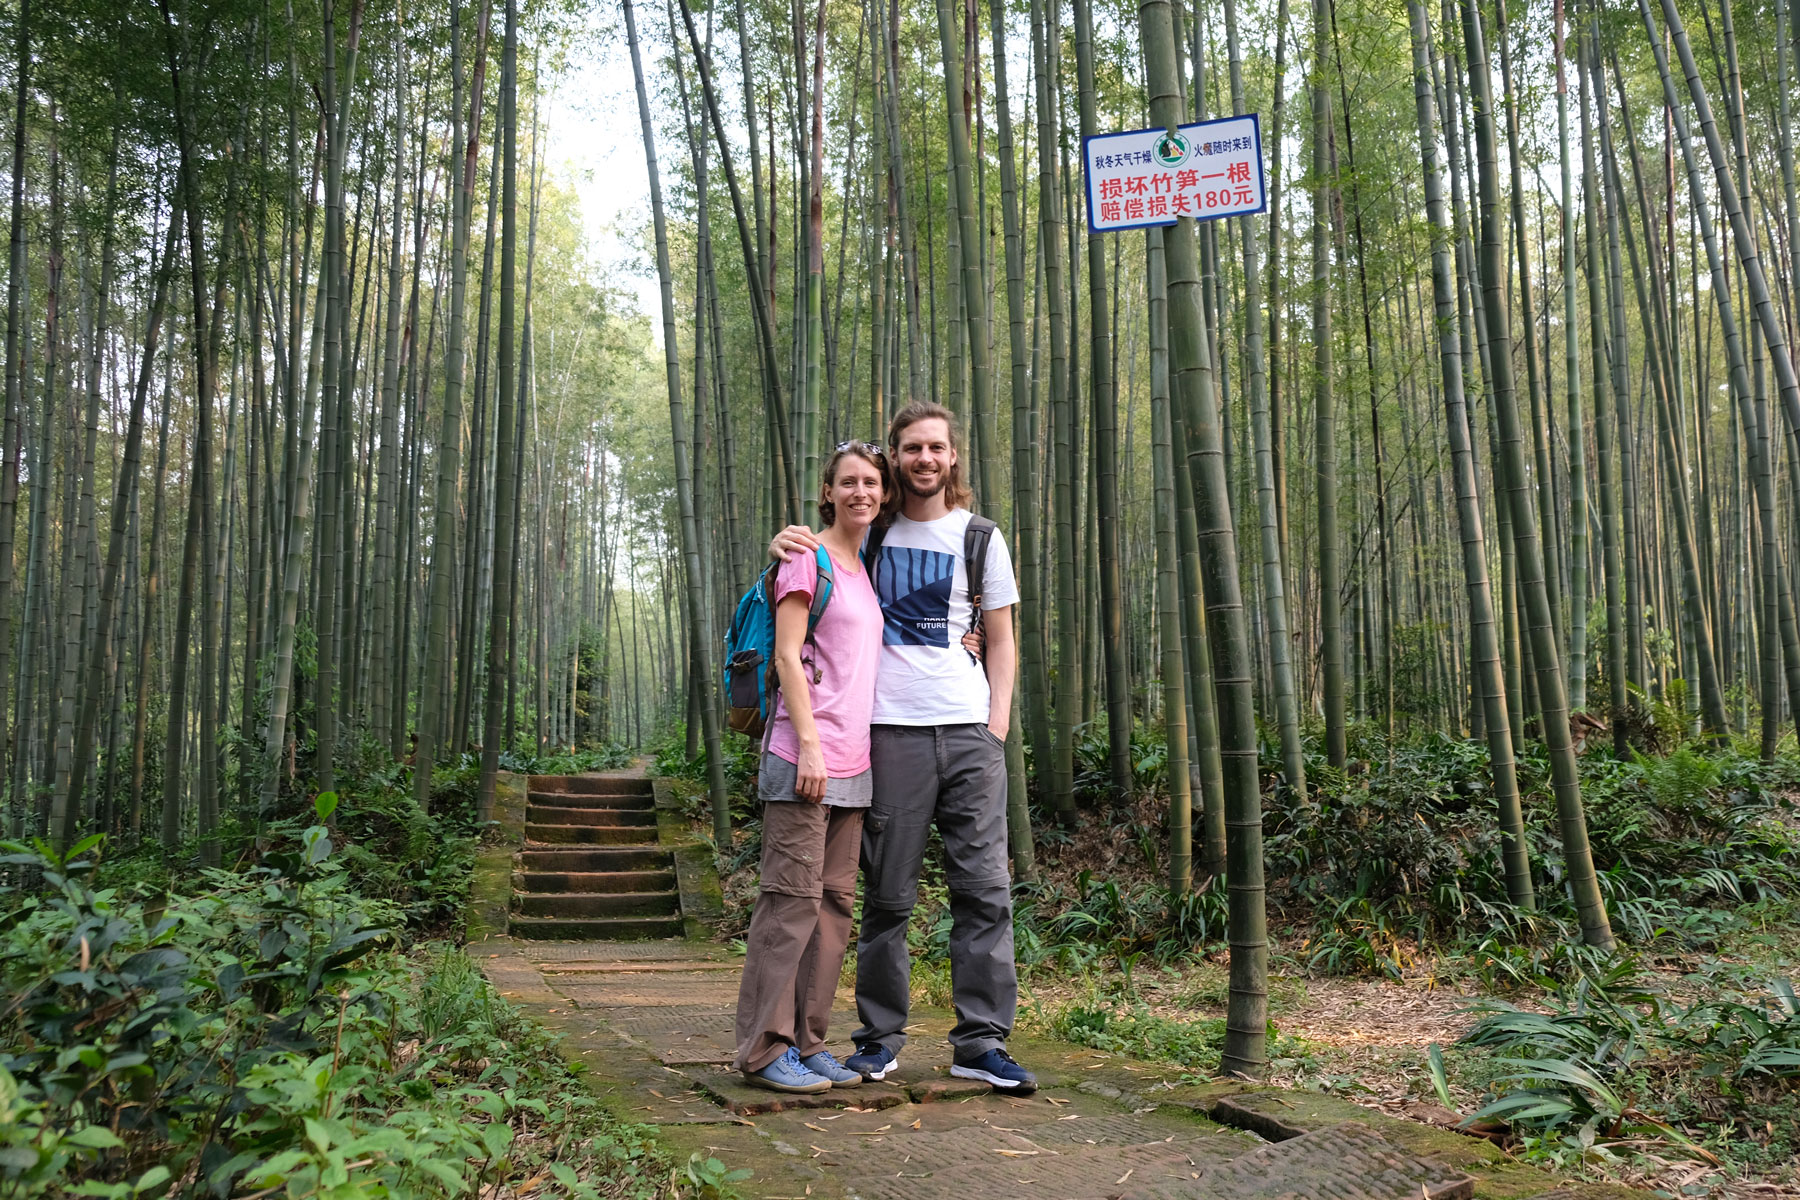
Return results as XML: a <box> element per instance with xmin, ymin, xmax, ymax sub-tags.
<box><xmin>1456</xmin><ymin>953</ymin><xmax>1800</xmax><ymax>1164</ymax></box>
<box><xmin>0</xmin><ymin>796</ymin><xmax>690</xmax><ymax>1199</ymax></box>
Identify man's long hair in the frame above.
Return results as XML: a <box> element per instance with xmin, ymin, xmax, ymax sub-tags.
<box><xmin>887</xmin><ymin>401</ymin><xmax>972</xmax><ymax>511</ymax></box>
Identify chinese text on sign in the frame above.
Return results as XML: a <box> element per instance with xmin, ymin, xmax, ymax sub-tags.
<box><xmin>1083</xmin><ymin>113</ymin><xmax>1265</xmax><ymax>233</ymax></box>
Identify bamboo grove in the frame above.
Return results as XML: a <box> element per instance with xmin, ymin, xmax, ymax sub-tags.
<box><xmin>6</xmin><ymin>0</ymin><xmax>1800</xmax><ymax>1077</ymax></box>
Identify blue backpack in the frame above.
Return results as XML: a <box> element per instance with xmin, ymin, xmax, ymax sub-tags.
<box><xmin>723</xmin><ymin>547</ymin><xmax>836</xmax><ymax>738</ymax></box>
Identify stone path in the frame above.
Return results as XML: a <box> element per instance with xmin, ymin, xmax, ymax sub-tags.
<box><xmin>477</xmin><ymin>937</ymin><xmax>1646</xmax><ymax>1200</ymax></box>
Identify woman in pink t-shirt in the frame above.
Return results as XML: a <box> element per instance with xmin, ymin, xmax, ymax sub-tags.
<box><xmin>733</xmin><ymin>444</ymin><xmax>891</xmax><ymax>1094</ymax></box>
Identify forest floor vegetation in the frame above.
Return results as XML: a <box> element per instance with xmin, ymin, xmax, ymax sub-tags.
<box><xmin>0</xmin><ymin>752</ymin><xmax>727</xmax><ymax>1200</ymax></box>
<box><xmin>664</xmin><ymin>718</ymin><xmax>1800</xmax><ymax>1198</ymax></box>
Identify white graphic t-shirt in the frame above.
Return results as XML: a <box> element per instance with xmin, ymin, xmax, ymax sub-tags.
<box><xmin>869</xmin><ymin>508</ymin><xmax>1020</xmax><ymax>725</ymax></box>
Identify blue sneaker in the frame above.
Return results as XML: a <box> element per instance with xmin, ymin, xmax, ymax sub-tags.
<box><xmin>745</xmin><ymin>1046</ymin><xmax>832</xmax><ymax>1094</ymax></box>
<box><xmin>843</xmin><ymin>1041</ymin><xmax>900</xmax><ymax>1082</ymax></box>
<box><xmin>951</xmin><ymin>1047</ymin><xmax>1037</xmax><ymax>1093</ymax></box>
<box><xmin>800</xmin><ymin>1049</ymin><xmax>863</xmax><ymax>1087</ymax></box>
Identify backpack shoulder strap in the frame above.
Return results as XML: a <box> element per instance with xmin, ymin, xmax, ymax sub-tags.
<box><xmin>806</xmin><ymin>545</ymin><xmax>835</xmax><ymax>639</ymax></box>
<box><xmin>963</xmin><ymin>515</ymin><xmax>996</xmax><ymax>613</ymax></box>
<box><xmin>861</xmin><ymin>522</ymin><xmax>887</xmax><ymax>585</ymax></box>
<box><xmin>963</xmin><ymin>515</ymin><xmax>997</xmax><ymax>661</ymax></box>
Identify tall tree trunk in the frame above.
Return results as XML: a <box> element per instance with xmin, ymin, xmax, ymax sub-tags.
<box><xmin>1149</xmin><ymin>227</ymin><xmax>1193</xmax><ymax>896</ymax></box>
<box><xmin>1642</xmin><ymin>0</ymin><xmax>1800</xmax><ymax>745</ymax></box>
<box><xmin>680</xmin><ymin>0</ymin><xmax>800</xmax><ymax>524</ymax></box>
<box><xmin>370</xmin><ymin>4</ymin><xmax>408</xmax><ymax>758</ymax></box>
<box><xmin>477</xmin><ymin>0</ymin><xmax>522</xmax><ymax>817</ymax></box>
<box><xmin>64</xmin><ymin>137</ymin><xmax>170</xmax><ymax>835</ymax></box>
<box><xmin>1143</xmin><ymin>0</ymin><xmax>1269</xmax><ymax>1078</ymax></box>
<box><xmin>1031</xmin><ymin>0</ymin><xmax>1077</xmax><ymax>824</ymax></box>
<box><xmin>1224</xmin><ymin>0</ymin><xmax>1304</xmax><ymax>797</ymax></box>
<box><xmin>1311</xmin><ymin>0</ymin><xmax>1344</xmax><ymax>767</ymax></box>
<box><xmin>0</xmin><ymin>0</ymin><xmax>29</xmax><ymax>820</ymax></box>
<box><xmin>1577</xmin><ymin>13</ymin><xmax>1627</xmax><ymax>756</ymax></box>
<box><xmin>1555</xmin><ymin>0</ymin><xmax>1587</xmax><ymax>711</ymax></box>
<box><xmin>1406</xmin><ymin>0</ymin><xmax>1532</xmax><ymax>911</ymax></box>
<box><xmin>313</xmin><ymin>0</ymin><xmax>347</xmax><ymax>795</ymax></box>
<box><xmin>1603</xmin><ymin>37</ymin><xmax>1731</xmax><ymax>740</ymax></box>
<box><xmin>158</xmin><ymin>0</ymin><xmax>221</xmax><ymax>855</ymax></box>
<box><xmin>1071</xmin><ymin>0</ymin><xmax>1133</xmax><ymax>799</ymax></box>
<box><xmin>631</xmin><ymin>0</ymin><xmax>730</xmax><ymax>840</ymax></box>
<box><xmin>991</xmin><ymin>0</ymin><xmax>1040</xmax><ymax>877</ymax></box>
<box><xmin>1461</xmin><ymin>0</ymin><xmax>1612</xmax><ymax>950</ymax></box>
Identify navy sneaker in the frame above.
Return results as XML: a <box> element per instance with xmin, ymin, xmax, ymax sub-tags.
<box><xmin>800</xmin><ymin>1049</ymin><xmax>862</xmax><ymax>1087</ymax></box>
<box><xmin>745</xmin><ymin>1046</ymin><xmax>832</xmax><ymax>1094</ymax></box>
<box><xmin>951</xmin><ymin>1047</ymin><xmax>1037</xmax><ymax>1093</ymax></box>
<box><xmin>844</xmin><ymin>1041</ymin><xmax>900</xmax><ymax>1082</ymax></box>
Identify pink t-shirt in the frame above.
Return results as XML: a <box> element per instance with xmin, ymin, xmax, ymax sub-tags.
<box><xmin>765</xmin><ymin>547</ymin><xmax>883</xmax><ymax>776</ymax></box>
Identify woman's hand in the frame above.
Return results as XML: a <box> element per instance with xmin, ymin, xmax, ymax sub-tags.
<box><xmin>795</xmin><ymin>743</ymin><xmax>828</xmax><ymax>803</ymax></box>
<box><xmin>769</xmin><ymin>525</ymin><xmax>821</xmax><ymax>562</ymax></box>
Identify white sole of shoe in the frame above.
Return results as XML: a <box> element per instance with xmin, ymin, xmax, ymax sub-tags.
<box><xmin>744</xmin><ymin>1074</ymin><xmax>832</xmax><ymax>1094</ymax></box>
<box><xmin>949</xmin><ymin>1064</ymin><xmax>1037</xmax><ymax>1092</ymax></box>
<box><xmin>856</xmin><ymin>1057</ymin><xmax>899</xmax><ymax>1082</ymax></box>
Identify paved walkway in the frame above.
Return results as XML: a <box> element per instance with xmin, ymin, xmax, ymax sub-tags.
<box><xmin>477</xmin><ymin>937</ymin><xmax>1644</xmax><ymax>1200</ymax></box>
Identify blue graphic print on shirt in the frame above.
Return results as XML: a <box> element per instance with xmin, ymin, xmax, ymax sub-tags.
<box><xmin>876</xmin><ymin>545</ymin><xmax>954</xmax><ymax>646</ymax></box>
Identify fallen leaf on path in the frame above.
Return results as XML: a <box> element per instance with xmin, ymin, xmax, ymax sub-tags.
<box><xmin>909</xmin><ymin>1119</ymin><xmax>921</xmax><ymax>1129</ymax></box>
<box><xmin>804</xmin><ymin>1122</ymin><xmax>828</xmax><ymax>1132</ymax></box>
<box><xmin>1116</xmin><ymin>1169</ymin><xmax>1134</xmax><ymax>1184</ymax></box>
<box><xmin>992</xmin><ymin>1149</ymin><xmax>1039</xmax><ymax>1157</ymax></box>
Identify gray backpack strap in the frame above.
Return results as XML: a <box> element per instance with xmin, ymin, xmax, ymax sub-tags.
<box><xmin>963</xmin><ymin>515</ymin><xmax>997</xmax><ymax>663</ymax></box>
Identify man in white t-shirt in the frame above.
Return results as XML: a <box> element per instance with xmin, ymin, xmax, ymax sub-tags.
<box><xmin>771</xmin><ymin>402</ymin><xmax>1034</xmax><ymax>1093</ymax></box>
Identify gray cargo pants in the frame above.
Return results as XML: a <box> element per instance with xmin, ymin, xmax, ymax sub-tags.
<box><xmin>851</xmin><ymin>723</ymin><xmax>1016</xmax><ymax>1058</ymax></box>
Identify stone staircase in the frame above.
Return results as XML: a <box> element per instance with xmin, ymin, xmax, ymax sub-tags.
<box><xmin>509</xmin><ymin>773</ymin><xmax>685</xmax><ymax>940</ymax></box>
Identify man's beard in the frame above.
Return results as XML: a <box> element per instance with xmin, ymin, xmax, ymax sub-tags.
<box><xmin>900</xmin><ymin>466</ymin><xmax>946</xmax><ymax>499</ymax></box>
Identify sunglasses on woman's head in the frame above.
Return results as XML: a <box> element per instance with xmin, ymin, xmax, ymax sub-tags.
<box><xmin>836</xmin><ymin>440</ymin><xmax>886</xmax><ymax>460</ymax></box>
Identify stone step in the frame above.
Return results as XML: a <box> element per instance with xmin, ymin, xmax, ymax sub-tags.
<box><xmin>527</xmin><ymin>789</ymin><xmax>655</xmax><ymax>810</ymax></box>
<box><xmin>528</xmin><ymin>774</ymin><xmax>654</xmax><ymax>797</ymax></box>
<box><xmin>526</xmin><ymin>804</ymin><xmax>658</xmax><ymax>827</ymax></box>
<box><xmin>514</xmin><ymin>890</ymin><xmax>681</xmax><ymax>918</ymax></box>
<box><xmin>525</xmin><ymin>823</ymin><xmax>659</xmax><ymax>846</ymax></box>
<box><xmin>509</xmin><ymin>914</ymin><xmax>686</xmax><ymax>940</ymax></box>
<box><xmin>515</xmin><ymin>868</ymin><xmax>677</xmax><ymax>894</ymax></box>
<box><xmin>517</xmin><ymin>846</ymin><xmax>672</xmax><ymax>872</ymax></box>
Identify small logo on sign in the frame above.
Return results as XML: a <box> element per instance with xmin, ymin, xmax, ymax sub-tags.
<box><xmin>1154</xmin><ymin>132</ymin><xmax>1189</xmax><ymax>167</ymax></box>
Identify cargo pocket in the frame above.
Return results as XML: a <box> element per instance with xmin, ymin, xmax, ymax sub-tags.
<box><xmin>860</xmin><ymin>810</ymin><xmax>887</xmax><ymax>883</ymax></box>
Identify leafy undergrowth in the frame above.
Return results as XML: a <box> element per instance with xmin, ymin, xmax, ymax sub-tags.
<box><xmin>1448</xmin><ymin>950</ymin><xmax>1800</xmax><ymax>1186</ymax></box>
<box><xmin>683</xmin><ymin>716</ymin><xmax>1800</xmax><ymax>1194</ymax></box>
<box><xmin>0</xmin><ymin>792</ymin><xmax>728</xmax><ymax>1200</ymax></box>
